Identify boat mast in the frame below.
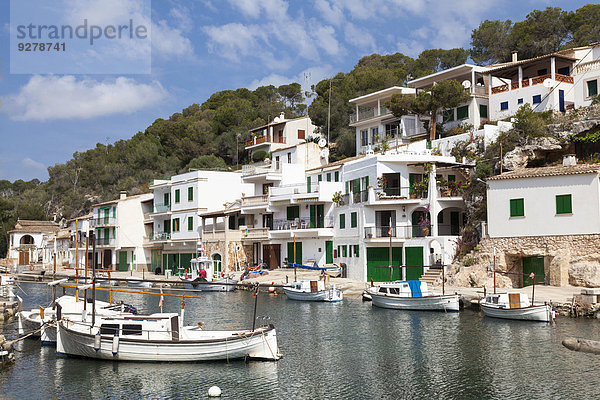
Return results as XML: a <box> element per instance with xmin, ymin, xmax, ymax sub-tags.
<box><xmin>293</xmin><ymin>234</ymin><xmax>297</xmax><ymax>282</ymax></box>
<box><xmin>75</xmin><ymin>218</ymin><xmax>79</xmax><ymax>302</ymax></box>
<box><xmin>91</xmin><ymin>230</ymin><xmax>96</xmax><ymax>326</ymax></box>
<box><xmin>389</xmin><ymin>218</ymin><xmax>393</xmax><ymax>282</ymax></box>
<box><xmin>493</xmin><ymin>247</ymin><xmax>496</xmax><ymax>294</ymax></box>
<box><xmin>251</xmin><ymin>283</ymin><xmax>259</xmax><ymax>331</ymax></box>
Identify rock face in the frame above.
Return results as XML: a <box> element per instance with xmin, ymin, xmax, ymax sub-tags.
<box><xmin>570</xmin><ymin>255</ymin><xmax>600</xmax><ymax>287</ymax></box>
<box><xmin>502</xmin><ymin>137</ymin><xmax>564</xmax><ymax>171</ymax></box>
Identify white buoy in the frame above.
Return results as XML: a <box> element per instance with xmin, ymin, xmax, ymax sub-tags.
<box><xmin>94</xmin><ymin>332</ymin><xmax>101</xmax><ymax>351</ymax></box>
<box><xmin>112</xmin><ymin>334</ymin><xmax>119</xmax><ymax>356</ymax></box>
<box><xmin>208</xmin><ymin>386</ymin><xmax>222</xmax><ymax>397</ymax></box>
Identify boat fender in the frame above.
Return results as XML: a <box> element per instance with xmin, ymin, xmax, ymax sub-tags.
<box><xmin>40</xmin><ymin>306</ymin><xmax>44</xmax><ymax>320</ymax></box>
<box><xmin>112</xmin><ymin>334</ymin><xmax>119</xmax><ymax>356</ymax></box>
<box><xmin>208</xmin><ymin>386</ymin><xmax>221</xmax><ymax>397</ymax></box>
<box><xmin>94</xmin><ymin>332</ymin><xmax>101</xmax><ymax>352</ymax></box>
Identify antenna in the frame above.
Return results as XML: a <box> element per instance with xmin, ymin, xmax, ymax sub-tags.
<box><xmin>461</xmin><ymin>80</ymin><xmax>471</xmax><ymax>89</ymax></box>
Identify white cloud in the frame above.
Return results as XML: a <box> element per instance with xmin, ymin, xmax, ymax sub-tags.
<box><xmin>248</xmin><ymin>64</ymin><xmax>336</xmax><ymax>95</ymax></box>
<box><xmin>3</xmin><ymin>75</ymin><xmax>167</xmax><ymax>121</ymax></box>
<box><xmin>344</xmin><ymin>23</ymin><xmax>376</xmax><ymax>52</ymax></box>
<box><xmin>396</xmin><ymin>39</ymin><xmax>426</xmax><ymax>57</ymax></box>
<box><xmin>204</xmin><ymin>23</ymin><xmax>267</xmax><ymax>61</ymax></box>
<box><xmin>152</xmin><ymin>20</ymin><xmax>194</xmax><ymax>58</ymax></box>
<box><xmin>21</xmin><ymin>158</ymin><xmax>47</xmax><ymax>173</ymax></box>
<box><xmin>226</xmin><ymin>0</ymin><xmax>289</xmax><ymax>20</ymax></box>
<box><xmin>311</xmin><ymin>25</ymin><xmax>342</xmax><ymax>56</ymax></box>
<box><xmin>314</xmin><ymin>0</ymin><xmax>345</xmax><ymax>26</ymax></box>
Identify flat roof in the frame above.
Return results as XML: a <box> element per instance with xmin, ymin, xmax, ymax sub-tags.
<box><xmin>249</xmin><ymin>116</ymin><xmax>309</xmax><ymax>132</ymax></box>
<box><xmin>349</xmin><ymin>86</ymin><xmax>414</xmax><ymax>103</ymax></box>
<box><xmin>408</xmin><ymin>64</ymin><xmax>490</xmax><ymax>87</ymax></box>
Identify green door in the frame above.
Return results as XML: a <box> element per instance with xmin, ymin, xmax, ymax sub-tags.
<box><xmin>165</xmin><ymin>253</ymin><xmax>179</xmax><ymax>273</ymax></box>
<box><xmin>152</xmin><ymin>249</ymin><xmax>162</xmax><ymax>271</ymax></box>
<box><xmin>310</xmin><ymin>205</ymin><xmax>316</xmax><ymax>228</ymax></box>
<box><xmin>118</xmin><ymin>251</ymin><xmax>128</xmax><ymax>271</ymax></box>
<box><xmin>103</xmin><ymin>208</ymin><xmax>110</xmax><ymax>224</ymax></box>
<box><xmin>522</xmin><ymin>256</ymin><xmax>544</xmax><ymax>287</ymax></box>
<box><xmin>317</xmin><ymin>204</ymin><xmax>324</xmax><ymax>227</ymax></box>
<box><xmin>213</xmin><ymin>254</ymin><xmax>222</xmax><ymax>274</ymax></box>
<box><xmin>366</xmin><ymin>247</ymin><xmax>402</xmax><ymax>282</ymax></box>
<box><xmin>325</xmin><ymin>241</ymin><xmax>333</xmax><ymax>264</ymax></box>
<box><xmin>180</xmin><ymin>253</ymin><xmax>193</xmax><ymax>271</ymax></box>
<box><xmin>287</xmin><ymin>242</ymin><xmax>302</xmax><ymax>265</ymax></box>
<box><xmin>405</xmin><ymin>247</ymin><xmax>424</xmax><ymax>280</ymax></box>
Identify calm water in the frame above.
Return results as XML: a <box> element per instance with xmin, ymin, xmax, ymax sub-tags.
<box><xmin>1</xmin><ymin>282</ymin><xmax>599</xmax><ymax>399</ymax></box>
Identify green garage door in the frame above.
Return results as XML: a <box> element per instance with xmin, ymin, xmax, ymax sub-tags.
<box><xmin>522</xmin><ymin>256</ymin><xmax>544</xmax><ymax>287</ymax></box>
<box><xmin>118</xmin><ymin>251</ymin><xmax>128</xmax><ymax>271</ymax></box>
<box><xmin>405</xmin><ymin>247</ymin><xmax>424</xmax><ymax>280</ymax></box>
<box><xmin>287</xmin><ymin>242</ymin><xmax>302</xmax><ymax>265</ymax></box>
<box><xmin>367</xmin><ymin>247</ymin><xmax>402</xmax><ymax>282</ymax></box>
<box><xmin>325</xmin><ymin>241</ymin><xmax>333</xmax><ymax>264</ymax></box>
<box><xmin>180</xmin><ymin>253</ymin><xmax>194</xmax><ymax>271</ymax></box>
<box><xmin>162</xmin><ymin>253</ymin><xmax>179</xmax><ymax>273</ymax></box>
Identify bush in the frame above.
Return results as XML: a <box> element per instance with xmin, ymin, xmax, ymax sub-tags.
<box><xmin>251</xmin><ymin>150</ymin><xmax>269</xmax><ymax>163</ymax></box>
<box><xmin>462</xmin><ymin>256</ymin><xmax>475</xmax><ymax>267</ymax></box>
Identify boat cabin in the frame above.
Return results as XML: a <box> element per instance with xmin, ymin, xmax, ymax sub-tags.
<box><xmin>484</xmin><ymin>293</ymin><xmax>531</xmax><ymax>308</ymax></box>
<box><xmin>289</xmin><ymin>280</ymin><xmax>325</xmax><ymax>292</ymax></box>
<box><xmin>189</xmin><ymin>257</ymin><xmax>222</xmax><ymax>281</ymax></box>
<box><xmin>377</xmin><ymin>281</ymin><xmax>429</xmax><ymax>297</ymax></box>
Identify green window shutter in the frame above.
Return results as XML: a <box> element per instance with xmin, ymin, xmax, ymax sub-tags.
<box><xmin>318</xmin><ymin>204</ymin><xmax>324</xmax><ymax>227</ymax></box>
<box><xmin>188</xmin><ymin>216</ymin><xmax>193</xmax><ymax>231</ymax></box>
<box><xmin>310</xmin><ymin>205</ymin><xmax>316</xmax><ymax>228</ymax></box>
<box><xmin>164</xmin><ymin>193</ymin><xmax>169</xmax><ymax>206</ymax></box>
<box><xmin>510</xmin><ymin>198</ymin><xmax>524</xmax><ymax>217</ymax></box>
<box><xmin>355</xmin><ymin>245</ymin><xmax>359</xmax><ymax>257</ymax></box>
<box><xmin>334</xmin><ymin>171</ymin><xmax>339</xmax><ymax>182</ymax></box>
<box><xmin>345</xmin><ymin>181</ymin><xmax>349</xmax><ymax>194</ymax></box>
<box><xmin>112</xmin><ymin>227</ymin><xmax>115</xmax><ymax>238</ymax></box>
<box><xmin>175</xmin><ymin>189</ymin><xmax>180</xmax><ymax>203</ymax></box>
<box><xmin>342</xmin><ymin>245</ymin><xmax>347</xmax><ymax>257</ymax></box>
<box><xmin>188</xmin><ymin>187</ymin><xmax>193</xmax><ymax>201</ymax></box>
<box><xmin>327</xmin><ymin>173</ymin><xmax>331</xmax><ymax>182</ymax></box>
<box><xmin>353</xmin><ymin>179</ymin><xmax>361</xmax><ymax>193</ymax></box>
<box><xmin>351</xmin><ymin>212</ymin><xmax>357</xmax><ymax>228</ymax></box>
<box><xmin>287</xmin><ymin>206</ymin><xmax>293</xmax><ymax>221</ymax></box>
<box><xmin>457</xmin><ymin>105</ymin><xmax>469</xmax><ymax>120</ymax></box>
<box><xmin>448</xmin><ymin>175</ymin><xmax>456</xmax><ymax>182</ymax></box>
<box><xmin>112</xmin><ymin>207</ymin><xmax>116</xmax><ymax>217</ymax></box>
<box><xmin>307</xmin><ymin>176</ymin><xmax>311</xmax><ymax>193</ymax></box>
<box><xmin>318</xmin><ymin>174</ymin><xmax>322</xmax><ymax>182</ymax></box>
<box><xmin>480</xmin><ymin>104</ymin><xmax>488</xmax><ymax>119</ymax></box>
<box><xmin>228</xmin><ymin>216</ymin><xmax>236</xmax><ymax>230</ymax></box>
<box><xmin>588</xmin><ymin>80</ymin><xmax>598</xmax><ymax>97</ymax></box>
<box><xmin>239</xmin><ymin>217</ymin><xmax>245</xmax><ymax>226</ymax></box>
<box><xmin>339</xmin><ymin>214</ymin><xmax>345</xmax><ymax>229</ymax></box>
<box><xmin>365</xmin><ymin>176</ymin><xmax>369</xmax><ymax>187</ymax></box>
<box><xmin>173</xmin><ymin>218</ymin><xmax>179</xmax><ymax>232</ymax></box>
<box><xmin>556</xmin><ymin>194</ymin><xmax>572</xmax><ymax>214</ymax></box>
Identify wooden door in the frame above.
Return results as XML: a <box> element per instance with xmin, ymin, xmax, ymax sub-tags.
<box><xmin>509</xmin><ymin>293</ymin><xmax>521</xmax><ymax>309</ymax></box>
<box><xmin>310</xmin><ymin>281</ymin><xmax>318</xmax><ymax>292</ymax></box>
<box><xmin>263</xmin><ymin>244</ymin><xmax>280</xmax><ymax>269</ymax></box>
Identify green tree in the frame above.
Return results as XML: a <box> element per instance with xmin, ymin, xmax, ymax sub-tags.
<box><xmin>565</xmin><ymin>4</ymin><xmax>600</xmax><ymax>47</ymax></box>
<box><xmin>470</xmin><ymin>20</ymin><xmax>513</xmax><ymax>65</ymax></box>
<box><xmin>512</xmin><ymin>104</ymin><xmax>547</xmax><ymax>139</ymax></box>
<box><xmin>185</xmin><ymin>155</ymin><xmax>228</xmax><ymax>171</ymax></box>
<box><xmin>509</xmin><ymin>7</ymin><xmax>570</xmax><ymax>59</ymax></box>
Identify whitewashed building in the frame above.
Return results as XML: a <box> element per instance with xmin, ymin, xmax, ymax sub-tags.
<box><xmin>571</xmin><ymin>43</ymin><xmax>600</xmax><ymax>108</ymax></box>
<box><xmin>8</xmin><ymin>220</ymin><xmax>59</xmax><ymax>265</ymax></box>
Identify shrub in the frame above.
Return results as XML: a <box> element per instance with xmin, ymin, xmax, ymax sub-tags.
<box><xmin>251</xmin><ymin>150</ymin><xmax>269</xmax><ymax>163</ymax></box>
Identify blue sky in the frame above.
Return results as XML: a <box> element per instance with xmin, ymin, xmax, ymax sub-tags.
<box><xmin>0</xmin><ymin>0</ymin><xmax>593</xmax><ymax>182</ymax></box>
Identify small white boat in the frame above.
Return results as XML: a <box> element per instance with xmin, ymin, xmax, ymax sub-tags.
<box><xmin>180</xmin><ymin>257</ymin><xmax>237</xmax><ymax>292</ymax></box>
<box><xmin>368</xmin><ymin>281</ymin><xmax>459</xmax><ymax>312</ymax></box>
<box><xmin>18</xmin><ymin>295</ymin><xmax>137</xmax><ymax>345</ymax></box>
<box><xmin>283</xmin><ymin>280</ymin><xmax>343</xmax><ymax>302</ymax></box>
<box><xmin>56</xmin><ymin>313</ymin><xmax>280</xmax><ymax>362</ymax></box>
<box><xmin>480</xmin><ymin>293</ymin><xmax>554</xmax><ymax>322</ymax></box>
<box><xmin>126</xmin><ymin>276</ymin><xmax>154</xmax><ymax>288</ymax></box>
<box><xmin>0</xmin><ymin>275</ymin><xmax>17</xmax><ymax>299</ymax></box>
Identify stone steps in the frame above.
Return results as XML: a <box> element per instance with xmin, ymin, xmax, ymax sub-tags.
<box><xmin>420</xmin><ymin>269</ymin><xmax>443</xmax><ymax>284</ymax></box>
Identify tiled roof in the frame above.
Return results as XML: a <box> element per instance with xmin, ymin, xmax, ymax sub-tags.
<box><xmin>487</xmin><ymin>163</ymin><xmax>600</xmax><ymax>180</ymax></box>
<box><xmin>484</xmin><ymin>53</ymin><xmax>577</xmax><ymax>74</ymax></box>
<box><xmin>92</xmin><ymin>193</ymin><xmax>152</xmax><ymax>207</ymax></box>
<box><xmin>10</xmin><ymin>219</ymin><xmax>59</xmax><ymax>233</ymax></box>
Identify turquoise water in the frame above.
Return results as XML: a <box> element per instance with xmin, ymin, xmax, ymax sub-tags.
<box><xmin>1</xmin><ymin>283</ymin><xmax>599</xmax><ymax>399</ymax></box>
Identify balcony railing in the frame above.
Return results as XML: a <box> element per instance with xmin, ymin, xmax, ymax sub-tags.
<box><xmin>491</xmin><ymin>73</ymin><xmax>573</xmax><ymax>95</ymax></box>
<box><xmin>241</xmin><ymin>227</ymin><xmax>269</xmax><ymax>239</ymax></box>
<box><xmin>150</xmin><ymin>232</ymin><xmax>171</xmax><ymax>241</ymax></box>
<box><xmin>152</xmin><ymin>204</ymin><xmax>171</xmax><ymax>213</ymax></box>
<box><xmin>96</xmin><ymin>237</ymin><xmax>116</xmax><ymax>246</ymax></box>
<box><xmin>242</xmin><ymin>162</ymin><xmax>278</xmax><ymax>177</ymax></box>
<box><xmin>91</xmin><ymin>217</ymin><xmax>117</xmax><ymax>226</ymax></box>
<box><xmin>273</xmin><ymin>217</ymin><xmax>334</xmax><ymax>230</ymax></box>
<box><xmin>352</xmin><ymin>190</ymin><xmax>369</xmax><ymax>204</ymax></box>
<box><xmin>575</xmin><ymin>59</ymin><xmax>600</xmax><ymax>75</ymax></box>
<box><xmin>245</xmin><ymin>136</ymin><xmax>286</xmax><ymax>147</ymax></box>
<box><xmin>364</xmin><ymin>225</ymin><xmax>432</xmax><ymax>239</ymax></box>
<box><xmin>241</xmin><ymin>194</ymin><xmax>269</xmax><ymax>207</ymax></box>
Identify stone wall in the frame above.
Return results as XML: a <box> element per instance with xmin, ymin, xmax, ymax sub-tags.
<box><xmin>450</xmin><ymin>234</ymin><xmax>600</xmax><ymax>288</ymax></box>
<box><xmin>202</xmin><ymin>240</ymin><xmax>253</xmax><ymax>272</ymax></box>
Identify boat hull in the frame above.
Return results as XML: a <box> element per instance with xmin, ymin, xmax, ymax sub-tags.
<box><xmin>181</xmin><ymin>278</ymin><xmax>238</xmax><ymax>292</ymax></box>
<box><xmin>480</xmin><ymin>303</ymin><xmax>552</xmax><ymax>322</ymax></box>
<box><xmin>56</xmin><ymin>322</ymin><xmax>280</xmax><ymax>362</ymax></box>
<box><xmin>283</xmin><ymin>287</ymin><xmax>343</xmax><ymax>302</ymax></box>
<box><xmin>371</xmin><ymin>293</ymin><xmax>460</xmax><ymax>312</ymax></box>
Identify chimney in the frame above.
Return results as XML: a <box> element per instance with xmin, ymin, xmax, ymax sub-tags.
<box><xmin>120</xmin><ymin>191</ymin><xmax>127</xmax><ymax>200</ymax></box>
<box><xmin>512</xmin><ymin>51</ymin><xmax>518</xmax><ymax>63</ymax></box>
<box><xmin>562</xmin><ymin>154</ymin><xmax>577</xmax><ymax>167</ymax></box>
<box><xmin>279</xmin><ymin>112</ymin><xmax>285</xmax><ymax>120</ymax></box>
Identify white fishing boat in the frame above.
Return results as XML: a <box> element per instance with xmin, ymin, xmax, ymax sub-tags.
<box><xmin>126</xmin><ymin>276</ymin><xmax>154</xmax><ymax>288</ymax></box>
<box><xmin>283</xmin><ymin>280</ymin><xmax>343</xmax><ymax>302</ymax></box>
<box><xmin>56</xmin><ymin>313</ymin><xmax>280</xmax><ymax>362</ymax></box>
<box><xmin>0</xmin><ymin>275</ymin><xmax>17</xmax><ymax>299</ymax></box>
<box><xmin>367</xmin><ymin>281</ymin><xmax>459</xmax><ymax>312</ymax></box>
<box><xmin>18</xmin><ymin>294</ymin><xmax>137</xmax><ymax>345</ymax></box>
<box><xmin>322</xmin><ymin>264</ymin><xmax>342</xmax><ymax>278</ymax></box>
<box><xmin>480</xmin><ymin>293</ymin><xmax>554</xmax><ymax>322</ymax></box>
<box><xmin>180</xmin><ymin>257</ymin><xmax>237</xmax><ymax>292</ymax></box>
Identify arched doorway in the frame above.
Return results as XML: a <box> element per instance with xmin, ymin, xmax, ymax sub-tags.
<box><xmin>411</xmin><ymin>210</ymin><xmax>431</xmax><ymax>237</ymax></box>
<box><xmin>20</xmin><ymin>235</ymin><xmax>34</xmax><ymax>245</ymax></box>
<box><xmin>437</xmin><ymin>208</ymin><xmax>462</xmax><ymax>236</ymax></box>
<box><xmin>212</xmin><ymin>253</ymin><xmax>222</xmax><ymax>275</ymax></box>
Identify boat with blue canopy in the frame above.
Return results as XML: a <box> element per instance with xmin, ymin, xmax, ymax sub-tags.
<box><xmin>367</xmin><ymin>280</ymin><xmax>459</xmax><ymax>312</ymax></box>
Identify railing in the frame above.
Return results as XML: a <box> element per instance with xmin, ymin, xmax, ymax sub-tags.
<box><xmin>152</xmin><ymin>204</ymin><xmax>171</xmax><ymax>213</ymax></box>
<box><xmin>352</xmin><ymin>190</ymin><xmax>369</xmax><ymax>204</ymax></box>
<box><xmin>575</xmin><ymin>59</ymin><xmax>600</xmax><ymax>75</ymax></box>
<box><xmin>273</xmin><ymin>217</ymin><xmax>334</xmax><ymax>230</ymax></box>
<box><xmin>555</xmin><ymin>74</ymin><xmax>574</xmax><ymax>84</ymax></box>
<box><xmin>491</xmin><ymin>84</ymin><xmax>509</xmax><ymax>94</ymax></box>
<box><xmin>241</xmin><ymin>227</ymin><xmax>269</xmax><ymax>239</ymax></box>
<box><xmin>245</xmin><ymin>136</ymin><xmax>286</xmax><ymax>147</ymax></box>
<box><xmin>438</xmin><ymin>224</ymin><xmax>461</xmax><ymax>236</ymax></box>
<box><xmin>378</xmin><ymin>186</ymin><xmax>411</xmax><ymax>199</ymax></box>
<box><xmin>364</xmin><ymin>225</ymin><xmax>432</xmax><ymax>239</ymax></box>
<box><xmin>96</xmin><ymin>237</ymin><xmax>116</xmax><ymax>246</ymax></box>
<box><xmin>242</xmin><ymin>162</ymin><xmax>277</xmax><ymax>177</ymax></box>
<box><xmin>241</xmin><ymin>194</ymin><xmax>269</xmax><ymax>206</ymax></box>
<box><xmin>492</xmin><ymin>73</ymin><xmax>574</xmax><ymax>95</ymax></box>
<box><xmin>473</xmin><ymin>85</ymin><xmax>488</xmax><ymax>95</ymax></box>
<box><xmin>335</xmin><ymin>194</ymin><xmax>350</xmax><ymax>206</ymax></box>
<box><xmin>438</xmin><ymin>187</ymin><xmax>461</xmax><ymax>197</ymax></box>
<box><xmin>91</xmin><ymin>217</ymin><xmax>117</xmax><ymax>226</ymax></box>
<box><xmin>150</xmin><ymin>232</ymin><xmax>171</xmax><ymax>241</ymax></box>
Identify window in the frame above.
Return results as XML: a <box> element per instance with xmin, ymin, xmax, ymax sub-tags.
<box><xmin>286</xmin><ymin>206</ymin><xmax>300</xmax><ymax>221</ymax></box>
<box><xmin>537</xmin><ymin>68</ymin><xmax>547</xmax><ymax>76</ymax></box>
<box><xmin>509</xmin><ymin>198</ymin><xmax>524</xmax><ymax>217</ymax></box>
<box><xmin>557</xmin><ymin>66</ymin><xmax>570</xmax><ymax>76</ymax></box>
<box><xmin>438</xmin><ymin>212</ymin><xmax>444</xmax><ymax>224</ymax></box>
<box><xmin>361</xmin><ymin>130</ymin><xmax>368</xmax><ymax>147</ymax></box>
<box><xmin>100</xmin><ymin>324</ymin><xmax>119</xmax><ymax>335</ymax></box>
<box><xmin>318</xmin><ymin>174</ymin><xmax>322</xmax><ymax>182</ymax></box>
<box><xmin>112</xmin><ymin>207</ymin><xmax>116</xmax><ymax>217</ymax></box>
<box><xmin>287</xmin><ymin>153</ymin><xmax>291</xmax><ymax>163</ymax></box>
<box><xmin>353</xmin><ymin>245</ymin><xmax>359</xmax><ymax>257</ymax></box>
<box><xmin>334</xmin><ymin>171</ymin><xmax>339</xmax><ymax>182</ymax></box>
<box><xmin>339</xmin><ymin>214</ymin><xmax>345</xmax><ymax>229</ymax></box>
<box><xmin>342</xmin><ymin>245</ymin><xmax>347</xmax><ymax>257</ymax></box>
<box><xmin>122</xmin><ymin>324</ymin><xmax>142</xmax><ymax>336</ymax></box>
<box><xmin>456</xmin><ymin>105</ymin><xmax>469</xmax><ymax>120</ymax></box>
<box><xmin>479</xmin><ymin>104</ymin><xmax>488</xmax><ymax>119</ymax></box>
<box><xmin>163</xmin><ymin>193</ymin><xmax>170</xmax><ymax>206</ymax></box>
<box><xmin>298</xmin><ymin>129</ymin><xmax>305</xmax><ymax>139</ymax></box>
<box><xmin>556</xmin><ymin>194</ymin><xmax>572</xmax><ymax>214</ymax></box>
<box><xmin>188</xmin><ymin>187</ymin><xmax>193</xmax><ymax>201</ymax></box>
<box><xmin>448</xmin><ymin>175</ymin><xmax>455</xmax><ymax>182</ymax></box>
<box><xmin>442</xmin><ymin>109</ymin><xmax>454</xmax><ymax>123</ymax></box>
<box><xmin>275</xmin><ymin>156</ymin><xmax>280</xmax><ymax>170</ymax></box>
<box><xmin>532</xmin><ymin>95</ymin><xmax>542</xmax><ymax>104</ymax></box>
<box><xmin>228</xmin><ymin>216</ymin><xmax>236</xmax><ymax>230</ymax></box>
<box><xmin>517</xmin><ymin>98</ymin><xmax>523</xmax><ymax>104</ymax></box>
<box><xmin>188</xmin><ymin>216</ymin><xmax>193</xmax><ymax>231</ymax></box>
<box><xmin>351</xmin><ymin>212</ymin><xmax>357</xmax><ymax>228</ymax></box>
<box><xmin>175</xmin><ymin>189</ymin><xmax>180</xmax><ymax>203</ymax></box>
<box><xmin>500</xmin><ymin>101</ymin><xmax>509</xmax><ymax>111</ymax></box>
<box><xmin>327</xmin><ymin>173</ymin><xmax>331</xmax><ymax>182</ymax></box>
<box><xmin>172</xmin><ymin>218</ymin><xmax>180</xmax><ymax>232</ymax></box>
<box><xmin>238</xmin><ymin>217</ymin><xmax>245</xmax><ymax>226</ymax></box>
<box><xmin>587</xmin><ymin>80</ymin><xmax>598</xmax><ymax>97</ymax></box>
<box><xmin>371</xmin><ymin>127</ymin><xmax>379</xmax><ymax>141</ymax></box>
<box><xmin>307</xmin><ymin>176</ymin><xmax>311</xmax><ymax>193</ymax></box>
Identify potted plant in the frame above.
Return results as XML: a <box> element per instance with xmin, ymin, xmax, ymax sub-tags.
<box><xmin>332</xmin><ymin>191</ymin><xmax>344</xmax><ymax>206</ymax></box>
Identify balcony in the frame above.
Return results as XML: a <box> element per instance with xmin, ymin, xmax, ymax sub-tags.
<box><xmin>91</xmin><ymin>217</ymin><xmax>117</xmax><ymax>227</ymax></box>
<box><xmin>349</xmin><ymin>105</ymin><xmax>392</xmax><ymax>124</ymax></box>
<box><xmin>241</xmin><ymin>227</ymin><xmax>269</xmax><ymax>240</ymax></box>
<box><xmin>352</xmin><ymin>190</ymin><xmax>369</xmax><ymax>204</ymax></box>
<box><xmin>364</xmin><ymin>225</ymin><xmax>431</xmax><ymax>239</ymax></box>
<box><xmin>241</xmin><ymin>162</ymin><xmax>281</xmax><ymax>179</ymax></box>
<box><xmin>151</xmin><ymin>203</ymin><xmax>171</xmax><ymax>213</ymax></box>
<box><xmin>96</xmin><ymin>237</ymin><xmax>116</xmax><ymax>246</ymax></box>
<box><xmin>245</xmin><ymin>136</ymin><xmax>286</xmax><ymax>148</ymax></box>
<box><xmin>202</xmin><ymin>230</ymin><xmax>242</xmax><ymax>241</ymax></box>
<box><xmin>491</xmin><ymin>73</ymin><xmax>573</xmax><ymax>95</ymax></box>
<box><xmin>273</xmin><ymin>217</ymin><xmax>334</xmax><ymax>230</ymax></box>
<box><xmin>150</xmin><ymin>232</ymin><xmax>171</xmax><ymax>241</ymax></box>
<box><xmin>241</xmin><ymin>194</ymin><xmax>269</xmax><ymax>207</ymax></box>
<box><xmin>575</xmin><ymin>59</ymin><xmax>600</xmax><ymax>75</ymax></box>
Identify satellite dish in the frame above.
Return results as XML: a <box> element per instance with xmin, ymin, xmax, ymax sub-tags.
<box><xmin>543</xmin><ymin>78</ymin><xmax>555</xmax><ymax>88</ymax></box>
<box><xmin>273</xmin><ymin>117</ymin><xmax>280</xmax><ymax>123</ymax></box>
<box><xmin>319</xmin><ymin>149</ymin><xmax>329</xmax><ymax>158</ymax></box>
<box><xmin>318</xmin><ymin>138</ymin><xmax>327</xmax><ymax>148</ymax></box>
<box><xmin>462</xmin><ymin>80</ymin><xmax>471</xmax><ymax>89</ymax></box>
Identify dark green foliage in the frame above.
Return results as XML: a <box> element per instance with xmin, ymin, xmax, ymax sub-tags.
<box><xmin>251</xmin><ymin>150</ymin><xmax>269</xmax><ymax>163</ymax></box>
<box><xmin>566</xmin><ymin>4</ymin><xmax>600</xmax><ymax>47</ymax></box>
<box><xmin>509</xmin><ymin>7</ymin><xmax>570</xmax><ymax>60</ymax></box>
<box><xmin>513</xmin><ymin>104</ymin><xmax>547</xmax><ymax>139</ymax></box>
<box><xmin>470</xmin><ymin>20</ymin><xmax>513</xmax><ymax>65</ymax></box>
<box><xmin>185</xmin><ymin>155</ymin><xmax>228</xmax><ymax>171</ymax></box>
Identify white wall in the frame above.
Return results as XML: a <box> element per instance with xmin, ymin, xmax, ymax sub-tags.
<box><xmin>574</xmin><ymin>70</ymin><xmax>600</xmax><ymax>108</ymax></box>
<box><xmin>487</xmin><ymin>173</ymin><xmax>600</xmax><ymax>237</ymax></box>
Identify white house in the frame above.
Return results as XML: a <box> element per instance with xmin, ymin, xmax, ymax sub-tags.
<box><xmin>148</xmin><ymin>170</ymin><xmax>253</xmax><ymax>274</ymax></box>
<box><xmin>8</xmin><ymin>220</ymin><xmax>59</xmax><ymax>266</ymax></box>
<box><xmin>349</xmin><ymin>86</ymin><xmax>425</xmax><ymax>155</ymax></box>
<box><xmin>91</xmin><ymin>192</ymin><xmax>153</xmax><ymax>271</ymax></box>
<box><xmin>571</xmin><ymin>42</ymin><xmax>600</xmax><ymax>108</ymax></box>
<box><xmin>245</xmin><ymin>112</ymin><xmax>318</xmax><ymax>158</ymax></box>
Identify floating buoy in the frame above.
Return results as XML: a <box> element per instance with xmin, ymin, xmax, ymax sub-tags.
<box><xmin>112</xmin><ymin>334</ymin><xmax>119</xmax><ymax>356</ymax></box>
<box><xmin>94</xmin><ymin>332</ymin><xmax>101</xmax><ymax>352</ymax></box>
<box><xmin>208</xmin><ymin>386</ymin><xmax>222</xmax><ymax>397</ymax></box>
<box><xmin>268</xmin><ymin>283</ymin><xmax>276</xmax><ymax>294</ymax></box>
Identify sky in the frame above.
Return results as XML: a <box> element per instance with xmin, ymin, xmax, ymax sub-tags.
<box><xmin>0</xmin><ymin>0</ymin><xmax>593</xmax><ymax>182</ymax></box>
